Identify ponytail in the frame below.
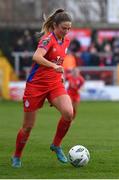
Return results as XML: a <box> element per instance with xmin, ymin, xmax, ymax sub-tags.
<box><xmin>35</xmin><ymin>8</ymin><xmax>71</xmax><ymax>41</ymax></box>
<box><xmin>42</xmin><ymin>8</ymin><xmax>65</xmax><ymax>33</ymax></box>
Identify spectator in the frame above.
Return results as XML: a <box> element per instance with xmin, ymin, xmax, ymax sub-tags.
<box><xmin>89</xmin><ymin>46</ymin><xmax>100</xmax><ymax>66</ymax></box>
<box><xmin>80</xmin><ymin>47</ymin><xmax>91</xmax><ymax>66</ymax></box>
<box><xmin>112</xmin><ymin>37</ymin><xmax>119</xmax><ymax>65</ymax></box>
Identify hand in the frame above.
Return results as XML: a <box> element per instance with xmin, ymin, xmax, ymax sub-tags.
<box><xmin>53</xmin><ymin>64</ymin><xmax>64</xmax><ymax>73</ymax></box>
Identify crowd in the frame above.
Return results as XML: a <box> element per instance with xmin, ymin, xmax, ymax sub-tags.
<box><xmin>68</xmin><ymin>35</ymin><xmax>119</xmax><ymax>67</ymax></box>
<box><xmin>0</xmin><ymin>29</ymin><xmax>36</xmax><ymax>79</ymax></box>
<box><xmin>0</xmin><ymin>29</ymin><xmax>119</xmax><ymax>83</ymax></box>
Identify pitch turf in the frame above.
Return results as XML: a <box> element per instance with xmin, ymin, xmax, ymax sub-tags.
<box><xmin>0</xmin><ymin>100</ymin><xmax>119</xmax><ymax>179</ymax></box>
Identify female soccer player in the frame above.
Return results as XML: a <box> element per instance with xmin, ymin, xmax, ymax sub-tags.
<box><xmin>66</xmin><ymin>68</ymin><xmax>85</xmax><ymax>119</ymax></box>
<box><xmin>11</xmin><ymin>9</ymin><xmax>74</xmax><ymax>168</ymax></box>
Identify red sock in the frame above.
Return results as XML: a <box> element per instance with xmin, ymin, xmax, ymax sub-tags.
<box><xmin>14</xmin><ymin>129</ymin><xmax>30</xmax><ymax>158</ymax></box>
<box><xmin>52</xmin><ymin>117</ymin><xmax>71</xmax><ymax>146</ymax></box>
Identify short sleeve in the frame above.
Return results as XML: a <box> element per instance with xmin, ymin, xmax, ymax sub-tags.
<box><xmin>38</xmin><ymin>36</ymin><xmax>53</xmax><ymax>52</ymax></box>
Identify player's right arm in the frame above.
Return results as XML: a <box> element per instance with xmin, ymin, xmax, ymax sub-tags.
<box><xmin>33</xmin><ymin>37</ymin><xmax>64</xmax><ymax>73</ymax></box>
<box><xmin>33</xmin><ymin>48</ymin><xmax>63</xmax><ymax>73</ymax></box>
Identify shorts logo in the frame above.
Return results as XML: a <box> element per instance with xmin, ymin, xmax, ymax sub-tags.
<box><xmin>25</xmin><ymin>100</ymin><xmax>30</xmax><ymax>107</ymax></box>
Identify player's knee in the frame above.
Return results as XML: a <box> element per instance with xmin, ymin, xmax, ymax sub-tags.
<box><xmin>63</xmin><ymin>109</ymin><xmax>74</xmax><ymax>121</ymax></box>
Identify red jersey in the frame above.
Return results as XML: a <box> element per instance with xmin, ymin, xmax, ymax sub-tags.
<box><xmin>27</xmin><ymin>32</ymin><xmax>70</xmax><ymax>87</ymax></box>
<box><xmin>67</xmin><ymin>74</ymin><xmax>85</xmax><ymax>102</ymax></box>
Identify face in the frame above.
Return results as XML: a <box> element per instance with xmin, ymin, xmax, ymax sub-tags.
<box><xmin>72</xmin><ymin>68</ymin><xmax>79</xmax><ymax>77</ymax></box>
<box><xmin>54</xmin><ymin>21</ymin><xmax>72</xmax><ymax>39</ymax></box>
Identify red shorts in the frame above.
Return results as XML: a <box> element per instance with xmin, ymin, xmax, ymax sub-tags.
<box><xmin>23</xmin><ymin>82</ymin><xmax>67</xmax><ymax>112</ymax></box>
<box><xmin>67</xmin><ymin>90</ymin><xmax>80</xmax><ymax>103</ymax></box>
<box><xmin>69</xmin><ymin>94</ymin><xmax>80</xmax><ymax>102</ymax></box>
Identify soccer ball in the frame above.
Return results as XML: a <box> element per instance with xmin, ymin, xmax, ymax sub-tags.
<box><xmin>68</xmin><ymin>145</ymin><xmax>90</xmax><ymax>167</ymax></box>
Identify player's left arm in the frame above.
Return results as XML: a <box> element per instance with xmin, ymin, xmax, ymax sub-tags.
<box><xmin>78</xmin><ymin>75</ymin><xmax>85</xmax><ymax>94</ymax></box>
<box><xmin>80</xmin><ymin>75</ymin><xmax>85</xmax><ymax>87</ymax></box>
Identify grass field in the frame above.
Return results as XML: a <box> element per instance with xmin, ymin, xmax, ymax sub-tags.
<box><xmin>0</xmin><ymin>100</ymin><xmax>119</xmax><ymax>179</ymax></box>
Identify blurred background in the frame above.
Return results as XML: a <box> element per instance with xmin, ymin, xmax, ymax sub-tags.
<box><xmin>0</xmin><ymin>0</ymin><xmax>119</xmax><ymax>101</ymax></box>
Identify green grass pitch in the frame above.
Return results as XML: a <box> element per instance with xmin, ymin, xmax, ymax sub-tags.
<box><xmin>0</xmin><ymin>100</ymin><xmax>119</xmax><ymax>179</ymax></box>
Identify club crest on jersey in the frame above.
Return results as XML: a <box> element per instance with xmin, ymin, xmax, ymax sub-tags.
<box><xmin>42</xmin><ymin>38</ymin><xmax>51</xmax><ymax>46</ymax></box>
<box><xmin>53</xmin><ymin>48</ymin><xmax>56</xmax><ymax>52</ymax></box>
<box><xmin>25</xmin><ymin>100</ymin><xmax>30</xmax><ymax>108</ymax></box>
